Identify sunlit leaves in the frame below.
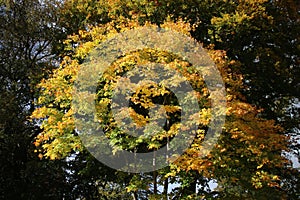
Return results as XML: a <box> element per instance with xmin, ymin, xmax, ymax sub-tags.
<box><xmin>31</xmin><ymin>7</ymin><xmax>291</xmax><ymax>198</ymax></box>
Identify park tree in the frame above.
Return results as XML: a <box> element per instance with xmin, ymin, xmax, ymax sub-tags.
<box><xmin>31</xmin><ymin>13</ymin><xmax>291</xmax><ymax>198</ymax></box>
<box><xmin>54</xmin><ymin>0</ymin><xmax>299</xmax><ymax>198</ymax></box>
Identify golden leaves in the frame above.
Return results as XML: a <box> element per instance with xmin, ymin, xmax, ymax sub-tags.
<box><xmin>29</xmin><ymin>13</ymin><xmax>289</xmax><ymax>195</ymax></box>
<box><xmin>251</xmin><ymin>171</ymin><xmax>280</xmax><ymax>189</ymax></box>
<box><xmin>161</xmin><ymin>17</ymin><xmax>192</xmax><ymax>35</ymax></box>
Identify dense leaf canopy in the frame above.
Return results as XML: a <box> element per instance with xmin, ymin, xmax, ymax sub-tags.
<box><xmin>1</xmin><ymin>0</ymin><xmax>299</xmax><ymax>199</ymax></box>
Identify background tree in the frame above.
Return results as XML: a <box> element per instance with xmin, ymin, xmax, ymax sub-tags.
<box><xmin>0</xmin><ymin>0</ymin><xmax>71</xmax><ymax>198</ymax></box>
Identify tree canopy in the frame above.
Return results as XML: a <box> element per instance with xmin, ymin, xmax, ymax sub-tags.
<box><xmin>1</xmin><ymin>0</ymin><xmax>299</xmax><ymax>199</ymax></box>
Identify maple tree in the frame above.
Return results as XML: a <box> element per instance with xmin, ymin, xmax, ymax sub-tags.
<box><xmin>31</xmin><ymin>14</ymin><xmax>291</xmax><ymax>198</ymax></box>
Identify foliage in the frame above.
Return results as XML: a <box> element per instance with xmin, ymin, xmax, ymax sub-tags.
<box><xmin>0</xmin><ymin>0</ymin><xmax>70</xmax><ymax>198</ymax></box>
<box><xmin>1</xmin><ymin>0</ymin><xmax>298</xmax><ymax>199</ymax></box>
<box><xmin>32</xmin><ymin>16</ymin><xmax>290</xmax><ymax>198</ymax></box>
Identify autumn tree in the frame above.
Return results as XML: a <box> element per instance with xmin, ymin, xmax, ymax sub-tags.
<box><xmin>30</xmin><ymin>9</ymin><xmax>293</xmax><ymax>197</ymax></box>
<box><xmin>53</xmin><ymin>0</ymin><xmax>299</xmax><ymax>198</ymax></box>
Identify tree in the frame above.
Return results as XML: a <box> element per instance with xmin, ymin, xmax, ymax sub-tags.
<box><xmin>31</xmin><ymin>15</ymin><xmax>290</xmax><ymax>198</ymax></box>
<box><xmin>0</xmin><ymin>0</ymin><xmax>71</xmax><ymax>198</ymax></box>
<box><xmin>55</xmin><ymin>0</ymin><xmax>299</xmax><ymax>198</ymax></box>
